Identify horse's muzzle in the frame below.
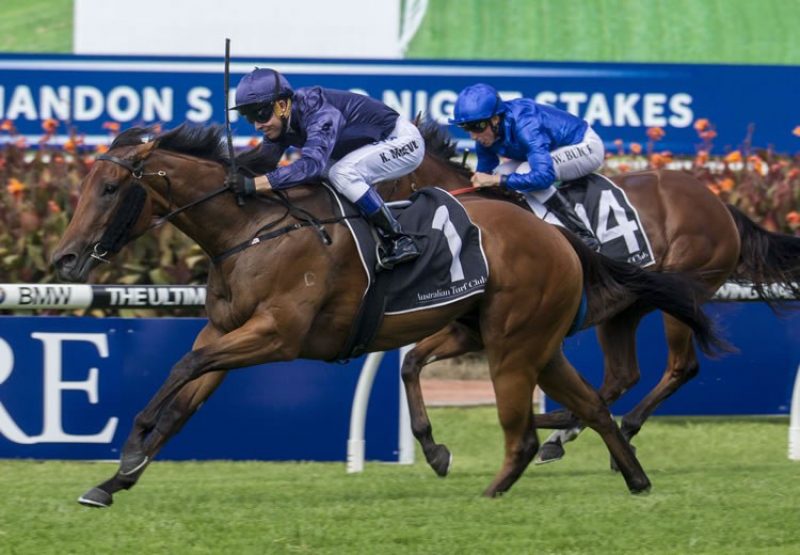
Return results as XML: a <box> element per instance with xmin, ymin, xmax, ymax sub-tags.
<box><xmin>51</xmin><ymin>248</ymin><xmax>98</xmax><ymax>283</ymax></box>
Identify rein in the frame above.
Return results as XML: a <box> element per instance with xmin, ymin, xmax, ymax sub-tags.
<box><xmin>449</xmin><ymin>186</ymin><xmax>480</xmax><ymax>196</ymax></box>
<box><xmin>93</xmin><ymin>153</ymin><xmax>230</xmax><ymax>262</ymax></box>
<box><xmin>211</xmin><ymin>211</ymin><xmax>354</xmax><ymax>264</ymax></box>
<box><xmin>211</xmin><ymin>188</ymin><xmax>352</xmax><ymax>264</ymax></box>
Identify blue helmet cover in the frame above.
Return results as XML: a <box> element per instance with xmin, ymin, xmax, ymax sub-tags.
<box><xmin>449</xmin><ymin>83</ymin><xmax>505</xmax><ymax>125</ymax></box>
<box><xmin>233</xmin><ymin>68</ymin><xmax>294</xmax><ymax>109</ymax></box>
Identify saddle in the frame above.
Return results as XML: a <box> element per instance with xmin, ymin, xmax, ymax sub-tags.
<box><xmin>330</xmin><ymin>186</ymin><xmax>489</xmax><ymax>360</ymax></box>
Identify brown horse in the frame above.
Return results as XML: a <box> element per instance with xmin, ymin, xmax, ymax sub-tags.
<box><xmin>51</xmin><ymin>124</ymin><xmax>723</xmax><ymax>507</ymax></box>
<box><xmin>380</xmin><ymin>121</ymin><xmax>800</xmax><ymax>471</ymax></box>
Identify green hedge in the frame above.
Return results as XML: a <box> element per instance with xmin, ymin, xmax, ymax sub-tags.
<box><xmin>1</xmin><ymin>142</ymin><xmax>209</xmax><ymax>316</ymax></box>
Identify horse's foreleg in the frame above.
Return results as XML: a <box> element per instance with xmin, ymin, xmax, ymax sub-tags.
<box><xmin>537</xmin><ymin>308</ymin><xmax>645</xmax><ymax>463</ymax></box>
<box><xmin>538</xmin><ymin>350</ymin><xmax>651</xmax><ymax>494</ymax></box>
<box><xmin>402</xmin><ymin>322</ymin><xmax>482</xmax><ymax>477</ymax></box>
<box><xmin>124</xmin><ymin>315</ymin><xmax>287</xmax><ymax>448</ymax></box>
<box><xmin>79</xmin><ymin>370</ymin><xmax>228</xmax><ymax>507</ymax></box>
<box><xmin>80</xmin><ymin>315</ymin><xmax>289</xmax><ymax>508</ymax></box>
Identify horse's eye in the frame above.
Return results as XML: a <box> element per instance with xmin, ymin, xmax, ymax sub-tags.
<box><xmin>103</xmin><ymin>183</ymin><xmax>119</xmax><ymax>196</ymax></box>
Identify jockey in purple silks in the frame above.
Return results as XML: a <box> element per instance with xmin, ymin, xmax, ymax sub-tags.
<box><xmin>451</xmin><ymin>83</ymin><xmax>604</xmax><ymax>251</ymax></box>
<box><xmin>228</xmin><ymin>68</ymin><xmax>423</xmax><ymax>271</ymax></box>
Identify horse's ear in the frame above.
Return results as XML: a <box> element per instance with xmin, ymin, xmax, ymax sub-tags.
<box><xmin>136</xmin><ymin>139</ymin><xmax>160</xmax><ymax>160</ymax></box>
<box><xmin>413</xmin><ymin>111</ymin><xmax>423</xmax><ymax>127</ymax></box>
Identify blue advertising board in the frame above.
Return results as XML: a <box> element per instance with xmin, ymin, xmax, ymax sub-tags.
<box><xmin>1</xmin><ymin>304</ymin><xmax>798</xmax><ymax>461</ymax></box>
<box><xmin>553</xmin><ymin>302</ymin><xmax>800</xmax><ymax>415</ymax></box>
<box><xmin>0</xmin><ymin>316</ymin><xmax>401</xmax><ymax>461</ymax></box>
<box><xmin>1</xmin><ymin>53</ymin><xmax>798</xmax><ymax>154</ymax></box>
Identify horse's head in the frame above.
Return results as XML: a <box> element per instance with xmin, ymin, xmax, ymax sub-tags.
<box><xmin>52</xmin><ymin>137</ymin><xmax>161</xmax><ymax>282</ymax></box>
<box><xmin>52</xmin><ymin>124</ymin><xmax>235</xmax><ymax>282</ymax></box>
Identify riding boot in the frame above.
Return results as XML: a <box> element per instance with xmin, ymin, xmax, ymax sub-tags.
<box><xmin>367</xmin><ymin>205</ymin><xmax>420</xmax><ymax>271</ymax></box>
<box><xmin>544</xmin><ymin>190</ymin><xmax>601</xmax><ymax>252</ymax></box>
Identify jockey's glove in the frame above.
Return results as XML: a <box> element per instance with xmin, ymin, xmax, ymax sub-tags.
<box><xmin>226</xmin><ymin>174</ymin><xmax>256</xmax><ymax>197</ymax></box>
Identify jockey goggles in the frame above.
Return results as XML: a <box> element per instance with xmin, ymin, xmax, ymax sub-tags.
<box><xmin>458</xmin><ymin>119</ymin><xmax>491</xmax><ymax>133</ymax></box>
<box><xmin>240</xmin><ymin>102</ymin><xmax>275</xmax><ymax>124</ymax></box>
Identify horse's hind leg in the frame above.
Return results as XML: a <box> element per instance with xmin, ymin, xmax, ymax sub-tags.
<box><xmin>538</xmin><ymin>350</ymin><xmax>651</xmax><ymax>494</ymax></box>
<box><xmin>538</xmin><ymin>307</ymin><xmax>645</xmax><ymax>464</ymax></box>
<box><xmin>619</xmin><ymin>315</ymin><xmax>698</xmax><ymax>446</ymax></box>
<box><xmin>401</xmin><ymin>322</ymin><xmax>482</xmax><ymax>477</ymax></box>
<box><xmin>483</xmin><ymin>367</ymin><xmax>539</xmax><ymax>497</ymax></box>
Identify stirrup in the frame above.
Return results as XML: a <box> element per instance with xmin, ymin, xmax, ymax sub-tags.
<box><xmin>376</xmin><ymin>238</ymin><xmax>419</xmax><ymax>271</ymax></box>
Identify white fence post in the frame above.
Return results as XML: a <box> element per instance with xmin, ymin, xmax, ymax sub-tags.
<box><xmin>346</xmin><ymin>346</ymin><xmax>415</xmax><ymax>473</ymax></box>
<box><xmin>347</xmin><ymin>351</ymin><xmax>384</xmax><ymax>473</ymax></box>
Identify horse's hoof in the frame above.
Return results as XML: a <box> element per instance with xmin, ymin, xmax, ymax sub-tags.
<box><xmin>535</xmin><ymin>440</ymin><xmax>565</xmax><ymax>465</ymax></box>
<box><xmin>429</xmin><ymin>445</ymin><xmax>452</xmax><ymax>477</ymax></box>
<box><xmin>78</xmin><ymin>487</ymin><xmax>113</xmax><ymax>508</ymax></box>
<box><xmin>629</xmin><ymin>480</ymin><xmax>652</xmax><ymax>495</ymax></box>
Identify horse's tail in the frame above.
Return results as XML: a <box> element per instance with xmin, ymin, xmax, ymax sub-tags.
<box><xmin>558</xmin><ymin>229</ymin><xmax>731</xmax><ymax>356</ymax></box>
<box><xmin>725</xmin><ymin>204</ymin><xmax>800</xmax><ymax>307</ymax></box>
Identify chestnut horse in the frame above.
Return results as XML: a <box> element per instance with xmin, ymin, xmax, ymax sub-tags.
<box><xmin>378</xmin><ymin>121</ymin><xmax>800</xmax><ymax>471</ymax></box>
<box><xmin>52</xmin><ymin>125</ymin><xmax>723</xmax><ymax>507</ymax></box>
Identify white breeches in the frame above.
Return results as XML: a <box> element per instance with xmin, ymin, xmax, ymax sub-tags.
<box><xmin>495</xmin><ymin>126</ymin><xmax>605</xmax><ymax>203</ymax></box>
<box><xmin>324</xmin><ymin>118</ymin><xmax>425</xmax><ymax>203</ymax></box>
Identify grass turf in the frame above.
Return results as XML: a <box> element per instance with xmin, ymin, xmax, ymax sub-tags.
<box><xmin>0</xmin><ymin>0</ymin><xmax>72</xmax><ymax>53</ymax></box>
<box><xmin>407</xmin><ymin>0</ymin><xmax>800</xmax><ymax>64</ymax></box>
<box><xmin>1</xmin><ymin>408</ymin><xmax>798</xmax><ymax>554</ymax></box>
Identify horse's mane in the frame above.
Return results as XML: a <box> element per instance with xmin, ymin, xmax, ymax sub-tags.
<box><xmin>415</xmin><ymin>118</ymin><xmax>472</xmax><ymax>178</ymax></box>
<box><xmin>110</xmin><ymin>124</ymin><xmax>229</xmax><ymax>164</ymax></box>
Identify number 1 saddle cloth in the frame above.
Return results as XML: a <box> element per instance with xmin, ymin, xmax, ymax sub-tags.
<box><xmin>329</xmin><ymin>185</ymin><xmax>489</xmax><ymax>360</ymax></box>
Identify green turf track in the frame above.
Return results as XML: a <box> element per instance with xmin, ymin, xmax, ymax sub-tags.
<box><xmin>407</xmin><ymin>0</ymin><xmax>800</xmax><ymax>65</ymax></box>
<box><xmin>1</xmin><ymin>408</ymin><xmax>799</xmax><ymax>554</ymax></box>
<box><xmin>0</xmin><ymin>0</ymin><xmax>72</xmax><ymax>53</ymax></box>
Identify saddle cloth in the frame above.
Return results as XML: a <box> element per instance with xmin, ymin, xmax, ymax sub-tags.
<box><xmin>330</xmin><ymin>186</ymin><xmax>489</xmax><ymax>360</ymax></box>
<box><xmin>523</xmin><ymin>173</ymin><xmax>655</xmax><ymax>267</ymax></box>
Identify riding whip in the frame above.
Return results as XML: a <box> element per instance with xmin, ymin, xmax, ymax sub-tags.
<box><xmin>223</xmin><ymin>38</ymin><xmax>244</xmax><ymax>206</ymax></box>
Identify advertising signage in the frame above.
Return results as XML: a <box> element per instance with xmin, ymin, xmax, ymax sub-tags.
<box><xmin>0</xmin><ymin>53</ymin><xmax>798</xmax><ymax>154</ymax></box>
<box><xmin>0</xmin><ymin>316</ymin><xmax>402</xmax><ymax>461</ymax></box>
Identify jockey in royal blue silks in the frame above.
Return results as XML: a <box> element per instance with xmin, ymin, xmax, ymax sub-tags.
<box><xmin>227</xmin><ymin>67</ymin><xmax>423</xmax><ymax>271</ymax></box>
<box><xmin>450</xmin><ymin>83</ymin><xmax>603</xmax><ymax>251</ymax></box>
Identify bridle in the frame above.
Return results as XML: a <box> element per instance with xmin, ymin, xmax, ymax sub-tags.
<box><xmin>92</xmin><ymin>152</ymin><xmax>339</xmax><ymax>266</ymax></box>
<box><xmin>91</xmin><ymin>153</ymin><xmax>231</xmax><ymax>262</ymax></box>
